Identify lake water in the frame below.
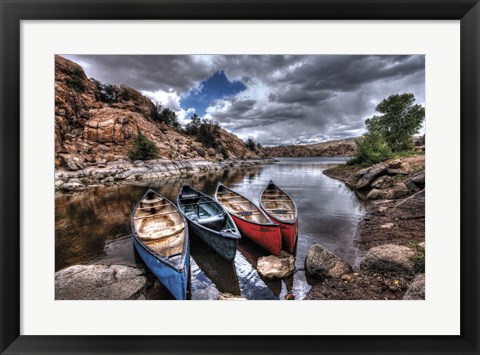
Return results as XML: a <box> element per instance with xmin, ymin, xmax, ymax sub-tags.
<box><xmin>55</xmin><ymin>157</ymin><xmax>365</xmax><ymax>300</ymax></box>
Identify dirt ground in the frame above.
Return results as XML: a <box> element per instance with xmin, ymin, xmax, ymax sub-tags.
<box><xmin>305</xmin><ymin>156</ymin><xmax>425</xmax><ymax>300</ymax></box>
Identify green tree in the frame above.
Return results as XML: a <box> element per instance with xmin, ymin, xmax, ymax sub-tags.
<box><xmin>366</xmin><ymin>93</ymin><xmax>425</xmax><ymax>152</ymax></box>
<box><xmin>128</xmin><ymin>133</ymin><xmax>159</xmax><ymax>160</ymax></box>
<box><xmin>185</xmin><ymin>113</ymin><xmax>202</xmax><ymax>135</ymax></box>
<box><xmin>349</xmin><ymin>93</ymin><xmax>424</xmax><ymax>165</ymax></box>
<box><xmin>197</xmin><ymin>119</ymin><xmax>220</xmax><ymax>148</ymax></box>
<box><xmin>151</xmin><ymin>103</ymin><xmax>180</xmax><ymax>128</ymax></box>
<box><xmin>244</xmin><ymin>138</ymin><xmax>257</xmax><ymax>151</ymax></box>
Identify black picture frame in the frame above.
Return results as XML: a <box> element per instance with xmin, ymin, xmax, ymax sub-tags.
<box><xmin>1</xmin><ymin>0</ymin><xmax>479</xmax><ymax>354</ymax></box>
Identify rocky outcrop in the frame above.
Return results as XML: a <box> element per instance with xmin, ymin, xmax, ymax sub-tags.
<box><xmin>403</xmin><ymin>273</ymin><xmax>425</xmax><ymax>300</ymax></box>
<box><xmin>360</xmin><ymin>244</ymin><xmax>416</xmax><ymax>274</ymax></box>
<box><xmin>355</xmin><ymin>163</ymin><xmax>387</xmax><ymax>189</ymax></box>
<box><xmin>305</xmin><ymin>244</ymin><xmax>353</xmax><ymax>279</ymax></box>
<box><xmin>257</xmin><ymin>251</ymin><xmax>295</xmax><ymax>279</ymax></box>
<box><xmin>55</xmin><ymin>264</ymin><xmax>147</xmax><ymax>300</ymax></box>
<box><xmin>55</xmin><ymin>158</ymin><xmax>275</xmax><ymax>190</ymax></box>
<box><xmin>55</xmin><ymin>55</ymin><xmax>266</xmax><ymax>171</ymax></box>
<box><xmin>264</xmin><ymin>138</ymin><xmax>357</xmax><ymax>158</ymax></box>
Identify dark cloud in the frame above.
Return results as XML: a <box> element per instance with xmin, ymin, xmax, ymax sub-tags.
<box><xmin>62</xmin><ymin>54</ymin><xmax>425</xmax><ymax>146</ymax></box>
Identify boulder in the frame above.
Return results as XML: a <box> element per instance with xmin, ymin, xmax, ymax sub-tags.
<box><xmin>257</xmin><ymin>251</ymin><xmax>295</xmax><ymax>279</ymax></box>
<box><xmin>355</xmin><ymin>163</ymin><xmax>387</xmax><ymax>190</ymax></box>
<box><xmin>403</xmin><ymin>274</ymin><xmax>425</xmax><ymax>300</ymax></box>
<box><xmin>59</xmin><ymin>154</ymin><xmax>85</xmax><ymax>171</ymax></box>
<box><xmin>305</xmin><ymin>244</ymin><xmax>353</xmax><ymax>279</ymax></box>
<box><xmin>55</xmin><ymin>264</ymin><xmax>147</xmax><ymax>300</ymax></box>
<box><xmin>387</xmin><ymin>159</ymin><xmax>403</xmax><ymax>169</ymax></box>
<box><xmin>370</xmin><ymin>175</ymin><xmax>394</xmax><ymax>189</ymax></box>
<box><xmin>366</xmin><ymin>189</ymin><xmax>386</xmax><ymax>200</ymax></box>
<box><xmin>406</xmin><ymin>170</ymin><xmax>425</xmax><ymax>189</ymax></box>
<box><xmin>385</xmin><ymin>182</ymin><xmax>409</xmax><ymax>199</ymax></box>
<box><xmin>361</xmin><ymin>244</ymin><xmax>415</xmax><ymax>274</ymax></box>
<box><xmin>60</xmin><ymin>182</ymin><xmax>86</xmax><ymax>192</ymax></box>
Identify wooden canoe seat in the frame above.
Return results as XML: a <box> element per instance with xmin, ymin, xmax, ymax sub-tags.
<box><xmin>262</xmin><ymin>199</ymin><xmax>292</xmax><ymax>202</ymax></box>
<box><xmin>134</xmin><ymin>210</ymin><xmax>179</xmax><ymax>220</ymax></box>
<box><xmin>142</xmin><ymin>197</ymin><xmax>164</xmax><ymax>205</ymax></box>
<box><xmin>140</xmin><ymin>224</ymin><xmax>184</xmax><ymax>241</ymax></box>
<box><xmin>237</xmin><ymin>211</ymin><xmax>261</xmax><ymax>216</ymax></box>
<box><xmin>196</xmin><ymin>214</ymin><xmax>225</xmax><ymax>226</ymax></box>
<box><xmin>268</xmin><ymin>209</ymin><xmax>289</xmax><ymax>214</ymax></box>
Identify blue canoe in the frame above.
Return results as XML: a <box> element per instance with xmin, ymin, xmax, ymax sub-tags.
<box><xmin>177</xmin><ymin>185</ymin><xmax>241</xmax><ymax>263</ymax></box>
<box><xmin>131</xmin><ymin>189</ymin><xmax>190</xmax><ymax>300</ymax></box>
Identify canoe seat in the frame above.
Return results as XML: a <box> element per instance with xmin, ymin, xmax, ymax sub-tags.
<box><xmin>237</xmin><ymin>211</ymin><xmax>253</xmax><ymax>217</ymax></box>
<box><xmin>139</xmin><ymin>225</ymin><xmax>184</xmax><ymax>241</ymax></box>
<box><xmin>196</xmin><ymin>214</ymin><xmax>225</xmax><ymax>228</ymax></box>
<box><xmin>270</xmin><ymin>209</ymin><xmax>288</xmax><ymax>214</ymax></box>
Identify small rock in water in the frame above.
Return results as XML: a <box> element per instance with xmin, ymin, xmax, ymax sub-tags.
<box><xmin>284</xmin><ymin>293</ymin><xmax>295</xmax><ymax>300</ymax></box>
<box><xmin>341</xmin><ymin>274</ymin><xmax>353</xmax><ymax>282</ymax></box>
<box><xmin>257</xmin><ymin>251</ymin><xmax>295</xmax><ymax>279</ymax></box>
<box><xmin>380</xmin><ymin>223</ymin><xmax>395</xmax><ymax>229</ymax></box>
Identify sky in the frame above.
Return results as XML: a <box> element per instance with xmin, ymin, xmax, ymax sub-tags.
<box><xmin>63</xmin><ymin>55</ymin><xmax>425</xmax><ymax>146</ymax></box>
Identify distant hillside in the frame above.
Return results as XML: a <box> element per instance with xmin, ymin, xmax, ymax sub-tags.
<box><xmin>55</xmin><ymin>56</ymin><xmax>265</xmax><ymax>171</ymax></box>
<box><xmin>264</xmin><ymin>138</ymin><xmax>358</xmax><ymax>158</ymax></box>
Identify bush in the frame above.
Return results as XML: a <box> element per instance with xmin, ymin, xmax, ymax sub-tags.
<box><xmin>244</xmin><ymin>138</ymin><xmax>257</xmax><ymax>151</ymax></box>
<box><xmin>185</xmin><ymin>114</ymin><xmax>202</xmax><ymax>135</ymax></box>
<box><xmin>151</xmin><ymin>103</ymin><xmax>180</xmax><ymax>128</ymax></box>
<box><xmin>347</xmin><ymin>132</ymin><xmax>392</xmax><ymax>166</ymax></box>
<box><xmin>197</xmin><ymin>119</ymin><xmax>220</xmax><ymax>148</ymax></box>
<box><xmin>67</xmin><ymin>68</ymin><xmax>86</xmax><ymax>92</ymax></box>
<box><xmin>128</xmin><ymin>133</ymin><xmax>159</xmax><ymax>160</ymax></box>
<box><xmin>408</xmin><ymin>241</ymin><xmax>425</xmax><ymax>274</ymax></box>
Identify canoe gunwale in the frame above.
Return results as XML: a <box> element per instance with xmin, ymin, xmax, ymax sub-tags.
<box><xmin>214</xmin><ymin>182</ymin><xmax>277</xmax><ymax>226</ymax></box>
<box><xmin>131</xmin><ymin>189</ymin><xmax>189</xmax><ymax>273</ymax></box>
<box><xmin>177</xmin><ymin>185</ymin><xmax>241</xmax><ymax>241</ymax></box>
<box><xmin>260</xmin><ymin>181</ymin><xmax>298</xmax><ymax>225</ymax></box>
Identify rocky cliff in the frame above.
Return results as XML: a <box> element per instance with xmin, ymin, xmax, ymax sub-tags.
<box><xmin>264</xmin><ymin>138</ymin><xmax>357</xmax><ymax>158</ymax></box>
<box><xmin>55</xmin><ymin>56</ymin><xmax>264</xmax><ymax>171</ymax></box>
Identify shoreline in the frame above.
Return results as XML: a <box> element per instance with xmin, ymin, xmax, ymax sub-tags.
<box><xmin>55</xmin><ymin>157</ymin><xmax>277</xmax><ymax>192</ymax></box>
<box><xmin>305</xmin><ymin>156</ymin><xmax>425</xmax><ymax>300</ymax></box>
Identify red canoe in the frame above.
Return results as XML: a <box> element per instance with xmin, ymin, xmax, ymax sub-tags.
<box><xmin>260</xmin><ymin>181</ymin><xmax>298</xmax><ymax>254</ymax></box>
<box><xmin>215</xmin><ymin>183</ymin><xmax>282</xmax><ymax>255</ymax></box>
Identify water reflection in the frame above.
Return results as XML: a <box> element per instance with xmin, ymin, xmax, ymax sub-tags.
<box><xmin>55</xmin><ymin>157</ymin><xmax>364</xmax><ymax>299</ymax></box>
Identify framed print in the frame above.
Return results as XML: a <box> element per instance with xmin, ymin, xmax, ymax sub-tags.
<box><xmin>1</xmin><ymin>0</ymin><xmax>479</xmax><ymax>354</ymax></box>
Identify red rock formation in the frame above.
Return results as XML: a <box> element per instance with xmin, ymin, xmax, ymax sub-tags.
<box><xmin>55</xmin><ymin>55</ymin><xmax>265</xmax><ymax>170</ymax></box>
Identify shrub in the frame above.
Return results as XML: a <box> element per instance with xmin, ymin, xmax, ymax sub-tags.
<box><xmin>67</xmin><ymin>68</ymin><xmax>86</xmax><ymax>92</ymax></box>
<box><xmin>128</xmin><ymin>133</ymin><xmax>159</xmax><ymax>160</ymax></box>
<box><xmin>408</xmin><ymin>241</ymin><xmax>425</xmax><ymax>274</ymax></box>
<box><xmin>151</xmin><ymin>103</ymin><xmax>180</xmax><ymax>129</ymax></box>
<box><xmin>185</xmin><ymin>114</ymin><xmax>202</xmax><ymax>135</ymax></box>
<box><xmin>197</xmin><ymin>119</ymin><xmax>220</xmax><ymax>148</ymax></box>
<box><xmin>244</xmin><ymin>138</ymin><xmax>257</xmax><ymax>151</ymax></box>
<box><xmin>347</xmin><ymin>132</ymin><xmax>393</xmax><ymax>166</ymax></box>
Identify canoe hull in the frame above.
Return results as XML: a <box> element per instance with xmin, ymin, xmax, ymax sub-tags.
<box><xmin>188</xmin><ymin>221</ymin><xmax>238</xmax><ymax>262</ymax></box>
<box><xmin>231</xmin><ymin>214</ymin><xmax>282</xmax><ymax>255</ymax></box>
<box><xmin>132</xmin><ymin>237</ymin><xmax>189</xmax><ymax>300</ymax></box>
<box><xmin>263</xmin><ymin>210</ymin><xmax>298</xmax><ymax>254</ymax></box>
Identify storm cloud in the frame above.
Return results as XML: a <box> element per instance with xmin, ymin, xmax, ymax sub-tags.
<box><xmin>63</xmin><ymin>54</ymin><xmax>425</xmax><ymax>146</ymax></box>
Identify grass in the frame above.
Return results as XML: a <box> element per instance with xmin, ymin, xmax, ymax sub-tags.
<box><xmin>408</xmin><ymin>240</ymin><xmax>425</xmax><ymax>274</ymax></box>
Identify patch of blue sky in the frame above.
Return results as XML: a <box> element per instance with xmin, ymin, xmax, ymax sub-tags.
<box><xmin>181</xmin><ymin>71</ymin><xmax>246</xmax><ymax>117</ymax></box>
